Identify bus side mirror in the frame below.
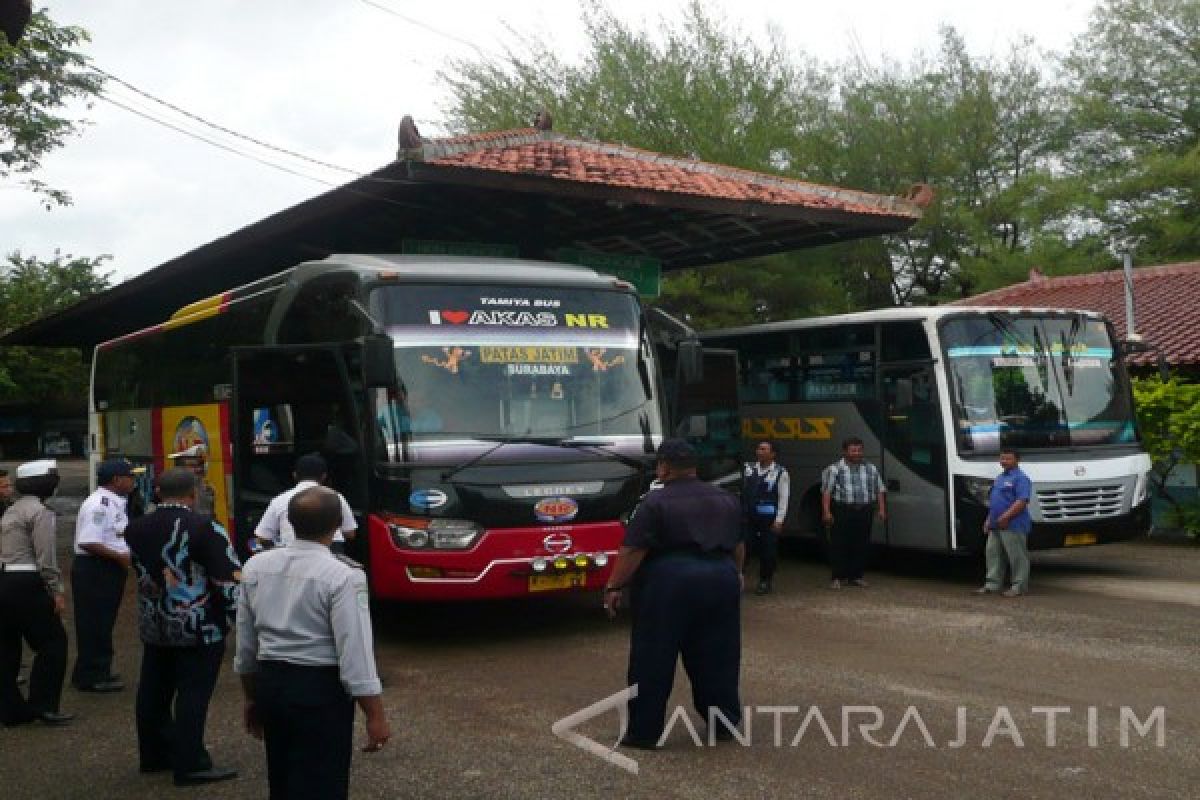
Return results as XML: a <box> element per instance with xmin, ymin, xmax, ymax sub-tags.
<box><xmin>678</xmin><ymin>339</ymin><xmax>704</xmax><ymax>384</ymax></box>
<box><xmin>363</xmin><ymin>335</ymin><xmax>397</xmax><ymax>389</ymax></box>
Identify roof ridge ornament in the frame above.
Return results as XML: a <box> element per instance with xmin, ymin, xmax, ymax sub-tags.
<box><xmin>397</xmin><ymin>114</ymin><xmax>425</xmax><ymax>161</ymax></box>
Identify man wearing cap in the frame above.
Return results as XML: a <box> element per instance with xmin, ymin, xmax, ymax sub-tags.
<box><xmin>0</xmin><ymin>460</ymin><xmax>74</xmax><ymax>726</ymax></box>
<box><xmin>603</xmin><ymin>438</ymin><xmax>745</xmax><ymax>748</ymax></box>
<box><xmin>253</xmin><ymin>453</ymin><xmax>357</xmax><ymax>555</ymax></box>
<box><xmin>71</xmin><ymin>458</ymin><xmax>141</xmax><ymax>692</ymax></box>
<box><xmin>126</xmin><ymin>467</ymin><xmax>241</xmax><ymax>785</ymax></box>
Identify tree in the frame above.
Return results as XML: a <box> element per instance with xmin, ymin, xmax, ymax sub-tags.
<box><xmin>0</xmin><ymin>250</ymin><xmax>110</xmax><ymax>403</ymax></box>
<box><xmin>1132</xmin><ymin>375</ymin><xmax>1200</xmax><ymax>536</ymax></box>
<box><xmin>442</xmin><ymin>0</ymin><xmax>851</xmax><ymax>324</ymax></box>
<box><xmin>1059</xmin><ymin>0</ymin><xmax>1200</xmax><ymax>262</ymax></box>
<box><xmin>1</xmin><ymin>7</ymin><xmax>102</xmax><ymax>206</ymax></box>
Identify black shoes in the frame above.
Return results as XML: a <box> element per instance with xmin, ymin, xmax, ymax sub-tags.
<box><xmin>76</xmin><ymin>678</ymin><xmax>124</xmax><ymax>692</ymax></box>
<box><xmin>617</xmin><ymin>736</ymin><xmax>659</xmax><ymax>751</ymax></box>
<box><xmin>755</xmin><ymin>580</ymin><xmax>772</xmax><ymax>595</ymax></box>
<box><xmin>38</xmin><ymin>711</ymin><xmax>75</xmax><ymax>726</ymax></box>
<box><xmin>173</xmin><ymin>767</ymin><xmax>238</xmax><ymax>786</ymax></box>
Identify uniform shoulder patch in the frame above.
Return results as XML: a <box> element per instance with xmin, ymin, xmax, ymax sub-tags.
<box><xmin>100</xmin><ymin>496</ymin><xmax>110</xmax><ymax>506</ymax></box>
<box><xmin>334</xmin><ymin>553</ymin><xmax>364</xmax><ymax>570</ymax></box>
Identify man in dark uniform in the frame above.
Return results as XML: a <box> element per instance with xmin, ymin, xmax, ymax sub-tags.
<box><xmin>0</xmin><ymin>460</ymin><xmax>73</xmax><ymax>726</ymax></box>
<box><xmin>603</xmin><ymin>439</ymin><xmax>745</xmax><ymax>749</ymax></box>
<box><xmin>125</xmin><ymin>468</ymin><xmax>241</xmax><ymax>786</ymax></box>
<box><xmin>742</xmin><ymin>440</ymin><xmax>790</xmax><ymax>595</ymax></box>
<box><xmin>235</xmin><ymin>487</ymin><xmax>390</xmax><ymax>800</ymax></box>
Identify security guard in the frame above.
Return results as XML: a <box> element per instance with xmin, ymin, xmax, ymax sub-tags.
<box><xmin>126</xmin><ymin>468</ymin><xmax>241</xmax><ymax>786</ymax></box>
<box><xmin>71</xmin><ymin>457</ymin><xmax>142</xmax><ymax>692</ymax></box>
<box><xmin>742</xmin><ymin>440</ymin><xmax>790</xmax><ymax>594</ymax></box>
<box><xmin>235</xmin><ymin>487</ymin><xmax>390</xmax><ymax>800</ymax></box>
<box><xmin>604</xmin><ymin>438</ymin><xmax>745</xmax><ymax>748</ymax></box>
<box><xmin>0</xmin><ymin>460</ymin><xmax>73</xmax><ymax>726</ymax></box>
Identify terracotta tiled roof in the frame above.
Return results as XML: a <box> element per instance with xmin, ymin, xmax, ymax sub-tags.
<box><xmin>954</xmin><ymin>261</ymin><xmax>1200</xmax><ymax>366</ymax></box>
<box><xmin>413</xmin><ymin>128</ymin><xmax>921</xmax><ymax>220</ymax></box>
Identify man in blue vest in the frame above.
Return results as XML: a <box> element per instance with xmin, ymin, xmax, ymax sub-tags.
<box><xmin>741</xmin><ymin>441</ymin><xmax>789</xmax><ymax>595</ymax></box>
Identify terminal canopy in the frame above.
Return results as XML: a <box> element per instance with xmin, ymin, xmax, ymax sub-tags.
<box><xmin>3</xmin><ymin>125</ymin><xmax>925</xmax><ymax>348</ymax></box>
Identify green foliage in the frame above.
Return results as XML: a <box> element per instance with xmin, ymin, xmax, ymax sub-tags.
<box><xmin>1</xmin><ymin>8</ymin><xmax>102</xmax><ymax>207</ymax></box>
<box><xmin>1131</xmin><ymin>375</ymin><xmax>1200</xmax><ymax>535</ymax></box>
<box><xmin>1060</xmin><ymin>0</ymin><xmax>1200</xmax><ymax>259</ymax></box>
<box><xmin>0</xmin><ymin>251</ymin><xmax>110</xmax><ymax>402</ymax></box>
<box><xmin>440</xmin><ymin>4</ymin><xmax>1068</xmax><ymax>320</ymax></box>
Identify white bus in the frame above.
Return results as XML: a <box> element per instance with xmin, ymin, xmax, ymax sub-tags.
<box><xmin>700</xmin><ymin>307</ymin><xmax>1154</xmax><ymax>553</ymax></box>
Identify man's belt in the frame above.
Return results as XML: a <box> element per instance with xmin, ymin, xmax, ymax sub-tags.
<box><xmin>0</xmin><ymin>562</ymin><xmax>38</xmax><ymax>573</ymax></box>
<box><xmin>833</xmin><ymin>500</ymin><xmax>874</xmax><ymax>510</ymax></box>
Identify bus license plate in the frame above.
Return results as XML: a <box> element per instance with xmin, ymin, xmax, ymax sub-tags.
<box><xmin>528</xmin><ymin>573</ymin><xmax>586</xmax><ymax>592</ymax></box>
<box><xmin>1063</xmin><ymin>533</ymin><xmax>1098</xmax><ymax>546</ymax></box>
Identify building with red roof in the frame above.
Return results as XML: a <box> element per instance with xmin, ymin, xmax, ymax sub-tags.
<box><xmin>954</xmin><ymin>262</ymin><xmax>1200</xmax><ymax>375</ymax></box>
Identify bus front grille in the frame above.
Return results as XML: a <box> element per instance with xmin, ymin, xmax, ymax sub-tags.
<box><xmin>1036</xmin><ymin>484</ymin><xmax>1126</xmax><ymax>520</ymax></box>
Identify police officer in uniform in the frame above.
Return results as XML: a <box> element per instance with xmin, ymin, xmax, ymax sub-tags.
<box><xmin>235</xmin><ymin>487</ymin><xmax>390</xmax><ymax>800</ymax></box>
<box><xmin>604</xmin><ymin>439</ymin><xmax>745</xmax><ymax>748</ymax></box>
<box><xmin>0</xmin><ymin>460</ymin><xmax>73</xmax><ymax>726</ymax></box>
<box><xmin>126</xmin><ymin>468</ymin><xmax>241</xmax><ymax>785</ymax></box>
<box><xmin>71</xmin><ymin>458</ymin><xmax>142</xmax><ymax>692</ymax></box>
<box><xmin>742</xmin><ymin>440</ymin><xmax>790</xmax><ymax>595</ymax></box>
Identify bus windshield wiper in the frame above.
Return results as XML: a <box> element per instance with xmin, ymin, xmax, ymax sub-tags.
<box><xmin>439</xmin><ymin>435</ymin><xmax>559</xmax><ymax>482</ymax></box>
<box><xmin>555</xmin><ymin>437</ymin><xmax>649</xmax><ymax>473</ymax></box>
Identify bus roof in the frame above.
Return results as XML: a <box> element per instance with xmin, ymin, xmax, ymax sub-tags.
<box><xmin>700</xmin><ymin>305</ymin><xmax>1111</xmax><ymax>338</ymax></box>
<box><xmin>308</xmin><ymin>254</ymin><xmax>620</xmax><ymax>288</ymax></box>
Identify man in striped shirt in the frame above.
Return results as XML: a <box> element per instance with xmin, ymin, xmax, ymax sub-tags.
<box><xmin>821</xmin><ymin>437</ymin><xmax>887</xmax><ymax>589</ymax></box>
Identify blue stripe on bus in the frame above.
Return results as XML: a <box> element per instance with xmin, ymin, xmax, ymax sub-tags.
<box><xmin>962</xmin><ymin>422</ymin><xmax>1137</xmax><ymax>435</ymax></box>
<box><xmin>946</xmin><ymin>346</ymin><xmax>1114</xmax><ymax>358</ymax></box>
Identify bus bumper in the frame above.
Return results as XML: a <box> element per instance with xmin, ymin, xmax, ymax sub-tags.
<box><xmin>364</xmin><ymin>515</ymin><xmax>620</xmax><ymax>601</ymax></box>
<box><xmin>955</xmin><ymin>496</ymin><xmax>1153</xmax><ymax>553</ymax></box>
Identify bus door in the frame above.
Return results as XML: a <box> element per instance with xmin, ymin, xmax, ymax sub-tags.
<box><xmin>677</xmin><ymin>348</ymin><xmax>742</xmax><ymax>486</ymax></box>
<box><xmin>231</xmin><ymin>345</ymin><xmax>367</xmax><ymax>556</ymax></box>
<box><xmin>880</xmin><ymin>363</ymin><xmax>949</xmax><ymax>549</ymax></box>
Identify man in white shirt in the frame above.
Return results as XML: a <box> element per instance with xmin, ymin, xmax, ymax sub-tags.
<box><xmin>71</xmin><ymin>458</ymin><xmax>142</xmax><ymax>692</ymax></box>
<box><xmin>235</xmin><ymin>486</ymin><xmax>389</xmax><ymax>799</ymax></box>
<box><xmin>253</xmin><ymin>454</ymin><xmax>356</xmax><ymax>554</ymax></box>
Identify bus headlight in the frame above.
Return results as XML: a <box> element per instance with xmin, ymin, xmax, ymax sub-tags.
<box><xmin>386</xmin><ymin>517</ymin><xmax>482</xmax><ymax>550</ymax></box>
<box><xmin>593</xmin><ymin>553</ymin><xmax>609</xmax><ymax>568</ymax></box>
<box><xmin>961</xmin><ymin>477</ymin><xmax>993</xmax><ymax>505</ymax></box>
<box><xmin>1132</xmin><ymin>471</ymin><xmax>1154</xmax><ymax>506</ymax></box>
<box><xmin>428</xmin><ymin>519</ymin><xmax>483</xmax><ymax>550</ymax></box>
<box><xmin>388</xmin><ymin>524</ymin><xmax>431</xmax><ymax>549</ymax></box>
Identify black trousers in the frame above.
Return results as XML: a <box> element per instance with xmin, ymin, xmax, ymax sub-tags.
<box><xmin>829</xmin><ymin>502</ymin><xmax>874</xmax><ymax>581</ymax></box>
<box><xmin>745</xmin><ymin>516</ymin><xmax>779</xmax><ymax>581</ymax></box>
<box><xmin>256</xmin><ymin>661</ymin><xmax>355</xmax><ymax>800</ymax></box>
<box><xmin>70</xmin><ymin>554</ymin><xmax>126</xmax><ymax>687</ymax></box>
<box><xmin>136</xmin><ymin>641</ymin><xmax>226</xmax><ymax>775</ymax></box>
<box><xmin>626</xmin><ymin>555</ymin><xmax>741</xmax><ymax>744</ymax></box>
<box><xmin>0</xmin><ymin>573</ymin><xmax>67</xmax><ymax>723</ymax></box>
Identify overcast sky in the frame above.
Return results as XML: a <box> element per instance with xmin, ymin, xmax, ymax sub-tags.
<box><xmin>2</xmin><ymin>0</ymin><xmax>1098</xmax><ymax>283</ymax></box>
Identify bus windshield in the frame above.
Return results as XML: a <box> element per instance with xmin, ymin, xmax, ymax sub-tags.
<box><xmin>372</xmin><ymin>284</ymin><xmax>658</xmax><ymax>453</ymax></box>
<box><xmin>940</xmin><ymin>313</ymin><xmax>1138</xmax><ymax>454</ymax></box>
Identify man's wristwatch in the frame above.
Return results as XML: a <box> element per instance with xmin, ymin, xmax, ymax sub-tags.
<box><xmin>604</xmin><ymin>585</ymin><xmax>625</xmax><ymax>593</ymax></box>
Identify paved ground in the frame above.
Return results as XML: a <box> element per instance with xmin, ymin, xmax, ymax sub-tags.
<box><xmin>2</xmin><ymin>469</ymin><xmax>1197</xmax><ymax>799</ymax></box>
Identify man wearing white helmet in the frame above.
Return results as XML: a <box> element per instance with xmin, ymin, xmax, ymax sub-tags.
<box><xmin>0</xmin><ymin>460</ymin><xmax>73</xmax><ymax>726</ymax></box>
